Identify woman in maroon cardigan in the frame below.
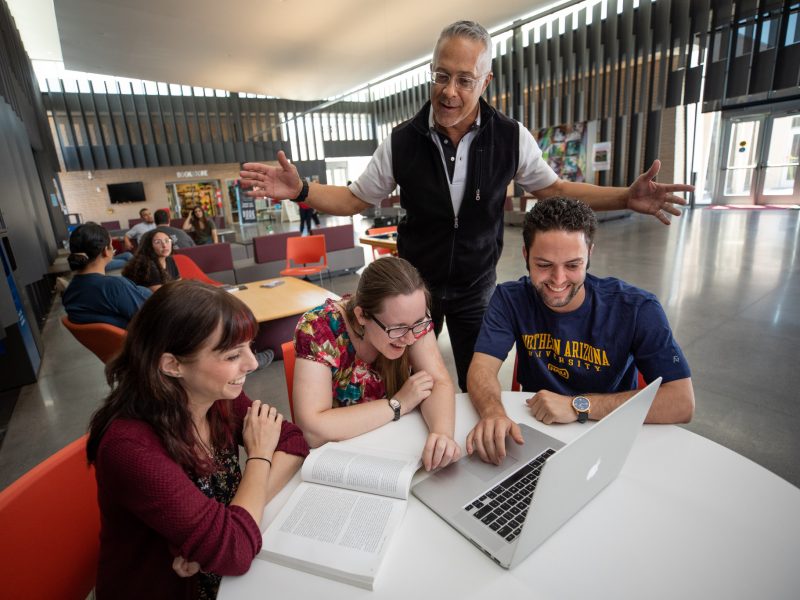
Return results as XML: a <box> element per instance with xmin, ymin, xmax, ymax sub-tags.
<box><xmin>86</xmin><ymin>280</ymin><xmax>309</xmax><ymax>599</ymax></box>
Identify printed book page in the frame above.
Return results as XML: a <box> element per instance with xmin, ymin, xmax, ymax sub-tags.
<box><xmin>300</xmin><ymin>442</ymin><xmax>421</xmax><ymax>500</ymax></box>
<box><xmin>259</xmin><ymin>483</ymin><xmax>407</xmax><ymax>589</ymax></box>
<box><xmin>259</xmin><ymin>442</ymin><xmax>419</xmax><ymax>588</ymax></box>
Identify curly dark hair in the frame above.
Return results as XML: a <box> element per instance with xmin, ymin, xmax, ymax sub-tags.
<box><xmin>522</xmin><ymin>197</ymin><xmax>597</xmax><ymax>251</ymax></box>
<box><xmin>122</xmin><ymin>229</ymin><xmax>175</xmax><ymax>287</ymax></box>
<box><xmin>86</xmin><ymin>280</ymin><xmax>259</xmax><ymax>476</ymax></box>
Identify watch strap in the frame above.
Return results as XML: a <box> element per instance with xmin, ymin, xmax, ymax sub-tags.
<box><xmin>388</xmin><ymin>398</ymin><xmax>401</xmax><ymax>421</ymax></box>
<box><xmin>572</xmin><ymin>395</ymin><xmax>590</xmax><ymax>423</ymax></box>
<box><xmin>290</xmin><ymin>179</ymin><xmax>309</xmax><ymax>203</ymax></box>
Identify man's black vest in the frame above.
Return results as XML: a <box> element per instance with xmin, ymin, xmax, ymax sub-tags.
<box><xmin>391</xmin><ymin>98</ymin><xmax>520</xmax><ymax>300</ymax></box>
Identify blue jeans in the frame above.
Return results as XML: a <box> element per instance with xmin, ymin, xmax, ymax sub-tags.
<box><xmin>106</xmin><ymin>252</ymin><xmax>133</xmax><ymax>272</ymax></box>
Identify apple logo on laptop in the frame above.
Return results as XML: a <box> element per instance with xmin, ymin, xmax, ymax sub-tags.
<box><xmin>586</xmin><ymin>458</ymin><xmax>601</xmax><ymax>481</ymax></box>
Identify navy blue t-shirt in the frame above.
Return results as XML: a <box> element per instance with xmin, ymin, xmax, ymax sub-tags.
<box><xmin>63</xmin><ymin>273</ymin><xmax>152</xmax><ymax>329</ymax></box>
<box><xmin>474</xmin><ymin>274</ymin><xmax>690</xmax><ymax>395</ymax></box>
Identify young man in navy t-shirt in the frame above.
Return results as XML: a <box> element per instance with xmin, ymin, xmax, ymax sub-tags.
<box><xmin>466</xmin><ymin>197</ymin><xmax>694</xmax><ymax>465</ymax></box>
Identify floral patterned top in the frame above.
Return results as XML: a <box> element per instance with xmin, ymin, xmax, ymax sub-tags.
<box><xmin>294</xmin><ymin>298</ymin><xmax>386</xmax><ymax>406</ymax></box>
<box><xmin>190</xmin><ymin>445</ymin><xmax>241</xmax><ymax>600</ymax></box>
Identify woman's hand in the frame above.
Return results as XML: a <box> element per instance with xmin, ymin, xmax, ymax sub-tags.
<box><xmin>394</xmin><ymin>370</ymin><xmax>434</xmax><ymax>415</ymax></box>
<box><xmin>243</xmin><ymin>400</ymin><xmax>283</xmax><ymax>460</ymax></box>
<box><xmin>422</xmin><ymin>432</ymin><xmax>461</xmax><ymax>471</ymax></box>
<box><xmin>172</xmin><ymin>556</ymin><xmax>200</xmax><ymax>578</ymax></box>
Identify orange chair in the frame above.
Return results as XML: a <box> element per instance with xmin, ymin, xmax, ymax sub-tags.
<box><xmin>61</xmin><ymin>316</ymin><xmax>127</xmax><ymax>364</ymax></box>
<box><xmin>366</xmin><ymin>225</ymin><xmax>398</xmax><ymax>259</ymax></box>
<box><xmin>511</xmin><ymin>353</ymin><xmax>647</xmax><ymax>391</ymax></box>
<box><xmin>281</xmin><ymin>340</ymin><xmax>296</xmax><ymax>421</ymax></box>
<box><xmin>280</xmin><ymin>234</ymin><xmax>329</xmax><ymax>287</ymax></box>
<box><xmin>0</xmin><ymin>434</ymin><xmax>100</xmax><ymax>599</ymax></box>
<box><xmin>173</xmin><ymin>253</ymin><xmax>223</xmax><ymax>286</ymax></box>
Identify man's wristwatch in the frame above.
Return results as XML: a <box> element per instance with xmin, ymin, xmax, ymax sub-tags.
<box><xmin>290</xmin><ymin>179</ymin><xmax>309</xmax><ymax>203</ymax></box>
<box><xmin>572</xmin><ymin>396</ymin><xmax>591</xmax><ymax>423</ymax></box>
<box><xmin>388</xmin><ymin>398</ymin><xmax>401</xmax><ymax>421</ymax></box>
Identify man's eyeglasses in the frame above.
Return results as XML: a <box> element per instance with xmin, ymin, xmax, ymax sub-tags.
<box><xmin>371</xmin><ymin>314</ymin><xmax>433</xmax><ymax>339</ymax></box>
<box><xmin>429</xmin><ymin>71</ymin><xmax>485</xmax><ymax>91</ymax></box>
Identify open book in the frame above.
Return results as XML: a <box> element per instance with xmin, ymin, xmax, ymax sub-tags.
<box><xmin>259</xmin><ymin>442</ymin><xmax>421</xmax><ymax>590</ymax></box>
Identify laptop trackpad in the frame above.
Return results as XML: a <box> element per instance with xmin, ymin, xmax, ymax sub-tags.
<box><xmin>461</xmin><ymin>453</ymin><xmax>518</xmax><ymax>482</ymax></box>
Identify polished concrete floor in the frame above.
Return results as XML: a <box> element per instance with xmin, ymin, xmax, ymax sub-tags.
<box><xmin>1</xmin><ymin>207</ymin><xmax>798</xmax><ymax>490</ymax></box>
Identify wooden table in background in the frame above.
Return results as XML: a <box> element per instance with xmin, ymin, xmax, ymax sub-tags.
<box><xmin>230</xmin><ymin>277</ymin><xmax>338</xmax><ymax>357</ymax></box>
<box><xmin>358</xmin><ymin>233</ymin><xmax>398</xmax><ymax>253</ymax></box>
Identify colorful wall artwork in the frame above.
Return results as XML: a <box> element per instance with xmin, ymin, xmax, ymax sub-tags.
<box><xmin>536</xmin><ymin>122</ymin><xmax>587</xmax><ymax>182</ymax></box>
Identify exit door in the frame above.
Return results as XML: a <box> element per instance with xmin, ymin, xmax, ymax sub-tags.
<box><xmin>716</xmin><ymin>108</ymin><xmax>800</xmax><ymax>204</ymax></box>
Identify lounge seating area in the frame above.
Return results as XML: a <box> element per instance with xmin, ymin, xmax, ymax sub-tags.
<box><xmin>169</xmin><ymin>222</ymin><xmax>364</xmax><ymax>285</ymax></box>
<box><xmin>233</xmin><ymin>222</ymin><xmax>365</xmax><ymax>284</ymax></box>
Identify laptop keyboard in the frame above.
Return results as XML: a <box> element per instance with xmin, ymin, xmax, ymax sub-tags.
<box><xmin>464</xmin><ymin>448</ymin><xmax>556</xmax><ymax>542</ymax></box>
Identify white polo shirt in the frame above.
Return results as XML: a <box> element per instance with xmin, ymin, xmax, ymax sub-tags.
<box><xmin>349</xmin><ymin>106</ymin><xmax>558</xmax><ymax>216</ymax></box>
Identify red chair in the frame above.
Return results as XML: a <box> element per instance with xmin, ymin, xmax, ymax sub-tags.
<box><xmin>511</xmin><ymin>353</ymin><xmax>647</xmax><ymax>391</ymax></box>
<box><xmin>281</xmin><ymin>340</ymin><xmax>296</xmax><ymax>421</ymax></box>
<box><xmin>110</xmin><ymin>237</ymin><xmax>126</xmax><ymax>255</ymax></box>
<box><xmin>0</xmin><ymin>434</ymin><xmax>100</xmax><ymax>599</ymax></box>
<box><xmin>61</xmin><ymin>317</ymin><xmax>127</xmax><ymax>364</ymax></box>
<box><xmin>173</xmin><ymin>253</ymin><xmax>223</xmax><ymax>286</ymax></box>
<box><xmin>280</xmin><ymin>235</ymin><xmax>329</xmax><ymax>287</ymax></box>
<box><xmin>366</xmin><ymin>225</ymin><xmax>398</xmax><ymax>260</ymax></box>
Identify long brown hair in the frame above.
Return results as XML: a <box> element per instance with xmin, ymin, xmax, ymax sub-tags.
<box><xmin>345</xmin><ymin>257</ymin><xmax>430</xmax><ymax>398</ymax></box>
<box><xmin>86</xmin><ymin>280</ymin><xmax>258</xmax><ymax>475</ymax></box>
<box><xmin>190</xmin><ymin>206</ymin><xmax>210</xmax><ymax>231</ymax></box>
<box><xmin>122</xmin><ymin>229</ymin><xmax>175</xmax><ymax>286</ymax></box>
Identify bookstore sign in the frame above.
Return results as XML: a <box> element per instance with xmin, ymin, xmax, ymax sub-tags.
<box><xmin>176</xmin><ymin>170</ymin><xmax>209</xmax><ymax>178</ymax></box>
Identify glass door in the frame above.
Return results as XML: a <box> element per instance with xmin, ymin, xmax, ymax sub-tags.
<box><xmin>717</xmin><ymin>115</ymin><xmax>765</xmax><ymax>204</ymax></box>
<box><xmin>715</xmin><ymin>109</ymin><xmax>800</xmax><ymax>205</ymax></box>
<box><xmin>760</xmin><ymin>114</ymin><xmax>800</xmax><ymax>204</ymax></box>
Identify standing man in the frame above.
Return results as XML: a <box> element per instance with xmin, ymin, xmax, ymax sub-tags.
<box><xmin>240</xmin><ymin>20</ymin><xmax>693</xmax><ymax>391</ymax></box>
<box><xmin>466</xmin><ymin>197</ymin><xmax>694</xmax><ymax>465</ymax></box>
<box><xmin>123</xmin><ymin>208</ymin><xmax>156</xmax><ymax>251</ymax></box>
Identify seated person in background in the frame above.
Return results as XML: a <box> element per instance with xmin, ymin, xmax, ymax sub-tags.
<box><xmin>466</xmin><ymin>197</ymin><xmax>694</xmax><ymax>465</ymax></box>
<box><xmin>62</xmin><ymin>222</ymin><xmax>151</xmax><ymax>329</ymax></box>
<box><xmin>123</xmin><ymin>207</ymin><xmax>156</xmax><ymax>250</ymax></box>
<box><xmin>87</xmin><ymin>280</ymin><xmax>309</xmax><ymax>599</ymax></box>
<box><xmin>183</xmin><ymin>206</ymin><xmax>218</xmax><ymax>245</ymax></box>
<box><xmin>293</xmin><ymin>256</ymin><xmax>460</xmax><ymax>471</ymax></box>
<box><xmin>153</xmin><ymin>208</ymin><xmax>196</xmax><ymax>248</ymax></box>
<box><xmin>123</xmin><ymin>229</ymin><xmax>181</xmax><ymax>292</ymax></box>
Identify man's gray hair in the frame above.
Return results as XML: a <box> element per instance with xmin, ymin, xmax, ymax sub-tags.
<box><xmin>433</xmin><ymin>20</ymin><xmax>493</xmax><ymax>73</ymax></box>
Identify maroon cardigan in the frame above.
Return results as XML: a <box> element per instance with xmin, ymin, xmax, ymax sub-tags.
<box><xmin>93</xmin><ymin>393</ymin><xmax>309</xmax><ymax>599</ymax></box>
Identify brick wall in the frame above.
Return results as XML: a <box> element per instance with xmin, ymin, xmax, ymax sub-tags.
<box><xmin>59</xmin><ymin>163</ymin><xmax>242</xmax><ymax>226</ymax></box>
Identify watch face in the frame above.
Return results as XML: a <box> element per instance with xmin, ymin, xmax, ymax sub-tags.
<box><xmin>572</xmin><ymin>396</ymin><xmax>590</xmax><ymax>412</ymax></box>
<box><xmin>389</xmin><ymin>399</ymin><xmax>401</xmax><ymax>410</ymax></box>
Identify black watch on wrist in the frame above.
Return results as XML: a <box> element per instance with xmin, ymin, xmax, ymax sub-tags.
<box><xmin>290</xmin><ymin>179</ymin><xmax>309</xmax><ymax>203</ymax></box>
<box><xmin>572</xmin><ymin>395</ymin><xmax>591</xmax><ymax>423</ymax></box>
<box><xmin>388</xmin><ymin>398</ymin><xmax>401</xmax><ymax>421</ymax></box>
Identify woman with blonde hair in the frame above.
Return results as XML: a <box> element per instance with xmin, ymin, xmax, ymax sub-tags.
<box><xmin>293</xmin><ymin>256</ymin><xmax>460</xmax><ymax>471</ymax></box>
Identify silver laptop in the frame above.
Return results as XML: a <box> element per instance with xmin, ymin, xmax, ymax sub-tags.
<box><xmin>412</xmin><ymin>378</ymin><xmax>661</xmax><ymax>568</ymax></box>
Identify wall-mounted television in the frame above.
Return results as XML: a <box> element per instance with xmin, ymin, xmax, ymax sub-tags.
<box><xmin>108</xmin><ymin>182</ymin><xmax>146</xmax><ymax>204</ymax></box>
